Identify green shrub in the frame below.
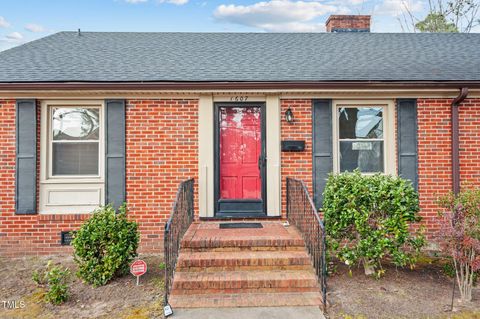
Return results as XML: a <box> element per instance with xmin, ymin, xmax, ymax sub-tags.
<box><xmin>72</xmin><ymin>204</ymin><xmax>139</xmax><ymax>287</ymax></box>
<box><xmin>323</xmin><ymin>171</ymin><xmax>425</xmax><ymax>277</ymax></box>
<box><xmin>32</xmin><ymin>261</ymin><xmax>70</xmax><ymax>305</ymax></box>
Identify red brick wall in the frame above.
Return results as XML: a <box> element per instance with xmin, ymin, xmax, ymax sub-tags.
<box><xmin>417</xmin><ymin>98</ymin><xmax>480</xmax><ymax>240</ymax></box>
<box><xmin>280</xmin><ymin>99</ymin><xmax>313</xmax><ymax>216</ymax></box>
<box><xmin>126</xmin><ymin>99</ymin><xmax>198</xmax><ymax>254</ymax></box>
<box><xmin>417</xmin><ymin>99</ymin><xmax>453</xmax><ymax>240</ymax></box>
<box><xmin>459</xmin><ymin>99</ymin><xmax>480</xmax><ymax>186</ymax></box>
<box><xmin>2</xmin><ymin>96</ymin><xmax>480</xmax><ymax>256</ymax></box>
<box><xmin>0</xmin><ymin>99</ymin><xmax>198</xmax><ymax>256</ymax></box>
<box><xmin>278</xmin><ymin>98</ymin><xmax>480</xmax><ymax>243</ymax></box>
<box><xmin>0</xmin><ymin>100</ymin><xmax>90</xmax><ymax>256</ymax></box>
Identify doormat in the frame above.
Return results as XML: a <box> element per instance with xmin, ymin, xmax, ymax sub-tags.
<box><xmin>219</xmin><ymin>223</ymin><xmax>263</xmax><ymax>229</ymax></box>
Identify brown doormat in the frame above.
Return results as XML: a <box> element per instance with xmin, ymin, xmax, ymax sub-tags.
<box><xmin>219</xmin><ymin>223</ymin><xmax>263</xmax><ymax>229</ymax></box>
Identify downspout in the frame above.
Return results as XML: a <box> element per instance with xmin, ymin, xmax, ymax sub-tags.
<box><xmin>451</xmin><ymin>87</ymin><xmax>469</xmax><ymax>195</ymax></box>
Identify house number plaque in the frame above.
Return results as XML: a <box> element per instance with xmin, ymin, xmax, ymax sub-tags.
<box><xmin>230</xmin><ymin>96</ymin><xmax>248</xmax><ymax>102</ymax></box>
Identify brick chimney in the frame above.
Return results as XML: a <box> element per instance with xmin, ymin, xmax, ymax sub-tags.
<box><xmin>326</xmin><ymin>15</ymin><xmax>371</xmax><ymax>32</ymax></box>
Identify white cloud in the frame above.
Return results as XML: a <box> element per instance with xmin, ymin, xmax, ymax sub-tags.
<box><xmin>5</xmin><ymin>32</ymin><xmax>23</xmax><ymax>40</ymax></box>
<box><xmin>374</xmin><ymin>0</ymin><xmax>423</xmax><ymax>16</ymax></box>
<box><xmin>260</xmin><ymin>22</ymin><xmax>326</xmax><ymax>31</ymax></box>
<box><xmin>158</xmin><ymin>0</ymin><xmax>189</xmax><ymax>4</ymax></box>
<box><xmin>214</xmin><ymin>0</ymin><xmax>341</xmax><ymax>31</ymax></box>
<box><xmin>125</xmin><ymin>0</ymin><xmax>148</xmax><ymax>3</ymax></box>
<box><xmin>0</xmin><ymin>31</ymin><xmax>26</xmax><ymax>51</ymax></box>
<box><xmin>25</xmin><ymin>23</ymin><xmax>46</xmax><ymax>33</ymax></box>
<box><xmin>0</xmin><ymin>16</ymin><xmax>10</xmax><ymax>28</ymax></box>
<box><xmin>329</xmin><ymin>0</ymin><xmax>365</xmax><ymax>5</ymax></box>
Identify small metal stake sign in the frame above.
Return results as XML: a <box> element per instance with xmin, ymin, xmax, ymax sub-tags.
<box><xmin>130</xmin><ymin>259</ymin><xmax>147</xmax><ymax>286</ymax></box>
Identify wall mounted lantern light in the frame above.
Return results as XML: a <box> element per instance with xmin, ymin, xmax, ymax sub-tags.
<box><xmin>285</xmin><ymin>107</ymin><xmax>294</xmax><ymax>123</ymax></box>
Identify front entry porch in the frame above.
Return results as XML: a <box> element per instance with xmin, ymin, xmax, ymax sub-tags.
<box><xmin>168</xmin><ymin>221</ymin><xmax>323</xmax><ymax>308</ymax></box>
<box><xmin>164</xmin><ymin>177</ymin><xmax>327</xmax><ymax>313</ymax></box>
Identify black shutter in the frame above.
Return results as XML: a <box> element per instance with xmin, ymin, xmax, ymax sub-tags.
<box><xmin>312</xmin><ymin>99</ymin><xmax>333</xmax><ymax>208</ymax></box>
<box><xmin>15</xmin><ymin>100</ymin><xmax>37</xmax><ymax>215</ymax></box>
<box><xmin>105</xmin><ymin>100</ymin><xmax>126</xmax><ymax>210</ymax></box>
<box><xmin>397</xmin><ymin>99</ymin><xmax>418</xmax><ymax>190</ymax></box>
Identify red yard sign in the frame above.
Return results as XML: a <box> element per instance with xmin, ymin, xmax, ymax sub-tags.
<box><xmin>130</xmin><ymin>260</ymin><xmax>147</xmax><ymax>278</ymax></box>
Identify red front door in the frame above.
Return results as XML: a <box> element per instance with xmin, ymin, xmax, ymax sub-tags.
<box><xmin>217</xmin><ymin>105</ymin><xmax>265</xmax><ymax>215</ymax></box>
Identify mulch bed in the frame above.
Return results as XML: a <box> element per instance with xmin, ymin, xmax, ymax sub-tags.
<box><xmin>327</xmin><ymin>260</ymin><xmax>480</xmax><ymax>319</ymax></box>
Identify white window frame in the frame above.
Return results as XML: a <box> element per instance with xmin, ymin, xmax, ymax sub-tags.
<box><xmin>39</xmin><ymin>100</ymin><xmax>105</xmax><ymax>214</ymax></box>
<box><xmin>332</xmin><ymin>100</ymin><xmax>396</xmax><ymax>176</ymax></box>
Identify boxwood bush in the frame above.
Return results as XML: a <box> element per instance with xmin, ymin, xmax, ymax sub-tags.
<box><xmin>323</xmin><ymin>171</ymin><xmax>425</xmax><ymax>277</ymax></box>
<box><xmin>72</xmin><ymin>204</ymin><xmax>139</xmax><ymax>286</ymax></box>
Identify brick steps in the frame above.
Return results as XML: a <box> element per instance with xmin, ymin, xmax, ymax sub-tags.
<box><xmin>169</xmin><ymin>292</ymin><xmax>323</xmax><ymax>308</ymax></box>
<box><xmin>172</xmin><ymin>270</ymin><xmax>319</xmax><ymax>292</ymax></box>
<box><xmin>180</xmin><ymin>221</ymin><xmax>305</xmax><ymax>251</ymax></box>
<box><xmin>181</xmin><ymin>238</ymin><xmax>305</xmax><ymax>251</ymax></box>
<box><xmin>177</xmin><ymin>250</ymin><xmax>312</xmax><ymax>271</ymax></box>
<box><xmin>182</xmin><ymin>245</ymin><xmax>306</xmax><ymax>252</ymax></box>
<box><xmin>169</xmin><ymin>222</ymin><xmax>323</xmax><ymax>308</ymax></box>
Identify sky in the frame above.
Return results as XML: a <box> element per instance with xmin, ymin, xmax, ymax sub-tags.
<box><xmin>0</xmin><ymin>0</ymin><xmax>476</xmax><ymax>51</ymax></box>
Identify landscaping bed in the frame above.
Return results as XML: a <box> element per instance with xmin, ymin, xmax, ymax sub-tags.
<box><xmin>327</xmin><ymin>260</ymin><xmax>480</xmax><ymax>319</ymax></box>
<box><xmin>0</xmin><ymin>254</ymin><xmax>165</xmax><ymax>319</ymax></box>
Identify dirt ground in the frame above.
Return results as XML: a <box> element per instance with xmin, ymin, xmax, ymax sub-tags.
<box><xmin>1</xmin><ymin>255</ymin><xmax>479</xmax><ymax>319</ymax></box>
<box><xmin>0</xmin><ymin>255</ymin><xmax>165</xmax><ymax>319</ymax></box>
<box><xmin>327</xmin><ymin>260</ymin><xmax>480</xmax><ymax>319</ymax></box>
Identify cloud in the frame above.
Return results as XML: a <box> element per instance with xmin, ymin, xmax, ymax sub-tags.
<box><xmin>329</xmin><ymin>0</ymin><xmax>365</xmax><ymax>5</ymax></box>
<box><xmin>374</xmin><ymin>0</ymin><xmax>423</xmax><ymax>16</ymax></box>
<box><xmin>158</xmin><ymin>0</ymin><xmax>189</xmax><ymax>4</ymax></box>
<box><xmin>5</xmin><ymin>32</ymin><xmax>23</xmax><ymax>40</ymax></box>
<box><xmin>0</xmin><ymin>16</ymin><xmax>10</xmax><ymax>28</ymax></box>
<box><xmin>0</xmin><ymin>31</ymin><xmax>26</xmax><ymax>51</ymax></box>
<box><xmin>125</xmin><ymin>0</ymin><xmax>148</xmax><ymax>3</ymax></box>
<box><xmin>25</xmin><ymin>23</ymin><xmax>46</xmax><ymax>33</ymax></box>
<box><xmin>259</xmin><ymin>22</ymin><xmax>326</xmax><ymax>31</ymax></box>
<box><xmin>214</xmin><ymin>0</ymin><xmax>341</xmax><ymax>31</ymax></box>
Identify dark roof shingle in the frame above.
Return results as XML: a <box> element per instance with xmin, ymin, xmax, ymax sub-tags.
<box><xmin>0</xmin><ymin>31</ymin><xmax>479</xmax><ymax>83</ymax></box>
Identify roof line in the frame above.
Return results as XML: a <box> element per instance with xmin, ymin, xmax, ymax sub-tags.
<box><xmin>0</xmin><ymin>81</ymin><xmax>480</xmax><ymax>90</ymax></box>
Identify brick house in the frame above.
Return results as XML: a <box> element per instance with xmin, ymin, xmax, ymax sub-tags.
<box><xmin>0</xmin><ymin>14</ymin><xmax>479</xmax><ymax>260</ymax></box>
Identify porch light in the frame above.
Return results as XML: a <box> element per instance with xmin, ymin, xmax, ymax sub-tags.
<box><xmin>285</xmin><ymin>107</ymin><xmax>294</xmax><ymax>123</ymax></box>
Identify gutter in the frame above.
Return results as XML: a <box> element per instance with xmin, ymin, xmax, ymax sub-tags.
<box><xmin>0</xmin><ymin>81</ymin><xmax>480</xmax><ymax>91</ymax></box>
<box><xmin>451</xmin><ymin>87</ymin><xmax>469</xmax><ymax>195</ymax></box>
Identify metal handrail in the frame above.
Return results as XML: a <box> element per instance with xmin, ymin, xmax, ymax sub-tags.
<box><xmin>286</xmin><ymin>177</ymin><xmax>327</xmax><ymax>311</ymax></box>
<box><xmin>164</xmin><ymin>178</ymin><xmax>194</xmax><ymax>307</ymax></box>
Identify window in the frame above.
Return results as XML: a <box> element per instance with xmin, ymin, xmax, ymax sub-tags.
<box><xmin>40</xmin><ymin>101</ymin><xmax>105</xmax><ymax>214</ymax></box>
<box><xmin>333</xmin><ymin>101</ymin><xmax>395</xmax><ymax>175</ymax></box>
<box><xmin>51</xmin><ymin>107</ymin><xmax>100</xmax><ymax>176</ymax></box>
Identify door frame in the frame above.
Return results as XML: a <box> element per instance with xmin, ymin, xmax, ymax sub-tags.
<box><xmin>213</xmin><ymin>102</ymin><xmax>267</xmax><ymax>217</ymax></box>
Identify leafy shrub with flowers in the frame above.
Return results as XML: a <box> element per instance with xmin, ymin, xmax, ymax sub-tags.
<box><xmin>323</xmin><ymin>171</ymin><xmax>425</xmax><ymax>277</ymax></box>
<box><xmin>438</xmin><ymin>188</ymin><xmax>480</xmax><ymax>302</ymax></box>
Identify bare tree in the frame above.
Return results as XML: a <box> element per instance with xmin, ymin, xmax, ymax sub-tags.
<box><xmin>398</xmin><ymin>0</ymin><xmax>420</xmax><ymax>32</ymax></box>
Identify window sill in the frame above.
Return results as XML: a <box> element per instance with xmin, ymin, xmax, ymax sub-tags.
<box><xmin>38</xmin><ymin>213</ymin><xmax>91</xmax><ymax>221</ymax></box>
<box><xmin>40</xmin><ymin>178</ymin><xmax>104</xmax><ymax>184</ymax></box>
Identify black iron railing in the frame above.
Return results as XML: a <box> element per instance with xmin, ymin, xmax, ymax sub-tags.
<box><xmin>286</xmin><ymin>177</ymin><xmax>327</xmax><ymax>311</ymax></box>
<box><xmin>164</xmin><ymin>178</ymin><xmax>194</xmax><ymax>307</ymax></box>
